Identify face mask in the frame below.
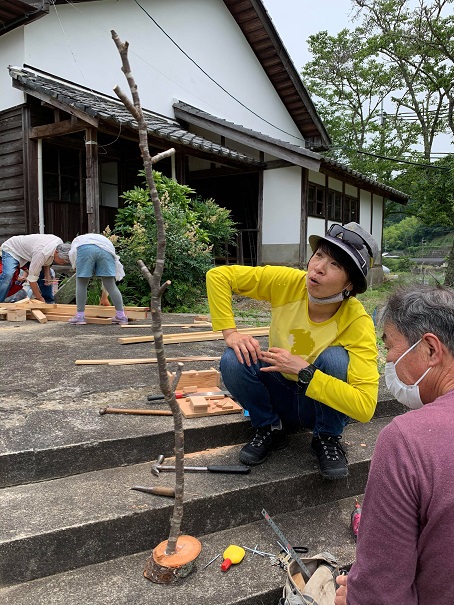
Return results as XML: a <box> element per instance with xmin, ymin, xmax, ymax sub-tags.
<box><xmin>384</xmin><ymin>339</ymin><xmax>431</xmax><ymax>409</ymax></box>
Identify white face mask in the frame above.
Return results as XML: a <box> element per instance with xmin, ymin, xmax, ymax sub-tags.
<box><xmin>384</xmin><ymin>339</ymin><xmax>431</xmax><ymax>409</ymax></box>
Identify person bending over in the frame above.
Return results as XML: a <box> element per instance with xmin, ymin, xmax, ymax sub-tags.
<box><xmin>67</xmin><ymin>233</ymin><xmax>127</xmax><ymax>326</ymax></box>
<box><xmin>206</xmin><ymin>222</ymin><xmax>379</xmax><ymax>480</ymax></box>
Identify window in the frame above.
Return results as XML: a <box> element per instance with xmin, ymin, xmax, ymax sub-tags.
<box><xmin>343</xmin><ymin>195</ymin><xmax>359</xmax><ymax>223</ymax></box>
<box><xmin>327</xmin><ymin>190</ymin><xmax>342</xmax><ymax>221</ymax></box>
<box><xmin>100</xmin><ymin>162</ymin><xmax>119</xmax><ymax>208</ymax></box>
<box><xmin>308</xmin><ymin>184</ymin><xmax>325</xmax><ymax>217</ymax></box>
<box><xmin>43</xmin><ymin>145</ymin><xmax>80</xmax><ymax>204</ymax></box>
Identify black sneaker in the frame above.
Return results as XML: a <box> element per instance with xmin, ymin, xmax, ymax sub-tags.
<box><xmin>239</xmin><ymin>426</ymin><xmax>288</xmax><ymax>466</ymax></box>
<box><xmin>311</xmin><ymin>434</ymin><xmax>348</xmax><ymax>480</ymax></box>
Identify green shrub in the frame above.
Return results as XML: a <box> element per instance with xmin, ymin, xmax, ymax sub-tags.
<box><xmin>112</xmin><ymin>171</ymin><xmax>237</xmax><ymax>311</ymax></box>
<box><xmin>384</xmin><ymin>257</ymin><xmax>414</xmax><ymax>272</ymax></box>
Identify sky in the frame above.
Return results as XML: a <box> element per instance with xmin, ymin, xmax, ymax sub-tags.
<box><xmin>262</xmin><ymin>0</ymin><xmax>452</xmax><ymax>156</ymax></box>
<box><xmin>262</xmin><ymin>0</ymin><xmax>356</xmax><ymax>70</ymax></box>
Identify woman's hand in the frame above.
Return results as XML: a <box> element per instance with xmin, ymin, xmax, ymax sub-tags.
<box><xmin>223</xmin><ymin>329</ymin><xmax>263</xmax><ymax>366</ymax></box>
<box><xmin>260</xmin><ymin>347</ymin><xmax>307</xmax><ymax>376</ymax></box>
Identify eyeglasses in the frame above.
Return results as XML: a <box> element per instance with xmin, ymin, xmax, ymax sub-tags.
<box><xmin>327</xmin><ymin>224</ymin><xmax>373</xmax><ymax>257</ymax></box>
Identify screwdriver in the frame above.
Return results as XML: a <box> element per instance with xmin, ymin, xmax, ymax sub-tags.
<box><xmin>351</xmin><ymin>498</ymin><xmax>362</xmax><ymax>542</ymax></box>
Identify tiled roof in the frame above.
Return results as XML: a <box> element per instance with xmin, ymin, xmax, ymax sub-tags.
<box><xmin>9</xmin><ymin>66</ymin><xmax>263</xmax><ymax>166</ymax></box>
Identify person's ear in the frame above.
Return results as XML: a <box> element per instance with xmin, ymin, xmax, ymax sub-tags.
<box><xmin>422</xmin><ymin>333</ymin><xmax>444</xmax><ymax>366</ymax></box>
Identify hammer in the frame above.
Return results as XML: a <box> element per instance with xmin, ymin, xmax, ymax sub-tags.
<box><xmin>99</xmin><ymin>407</ymin><xmax>172</xmax><ymax>416</ymax></box>
<box><xmin>151</xmin><ymin>454</ymin><xmax>251</xmax><ymax>476</ymax></box>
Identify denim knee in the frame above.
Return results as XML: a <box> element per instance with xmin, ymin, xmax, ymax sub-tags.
<box><xmin>313</xmin><ymin>346</ymin><xmax>349</xmax><ymax>382</ymax></box>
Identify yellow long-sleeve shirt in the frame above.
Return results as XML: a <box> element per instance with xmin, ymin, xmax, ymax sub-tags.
<box><xmin>206</xmin><ymin>265</ymin><xmax>379</xmax><ymax>423</ymax></box>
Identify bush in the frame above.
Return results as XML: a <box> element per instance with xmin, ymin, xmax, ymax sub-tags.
<box><xmin>384</xmin><ymin>257</ymin><xmax>414</xmax><ymax>272</ymax></box>
<box><xmin>111</xmin><ymin>171</ymin><xmax>237</xmax><ymax>311</ymax></box>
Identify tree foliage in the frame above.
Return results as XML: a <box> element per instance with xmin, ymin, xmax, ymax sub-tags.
<box><xmin>112</xmin><ymin>171</ymin><xmax>237</xmax><ymax>310</ymax></box>
<box><xmin>302</xmin><ymin>0</ymin><xmax>454</xmax><ymax>281</ymax></box>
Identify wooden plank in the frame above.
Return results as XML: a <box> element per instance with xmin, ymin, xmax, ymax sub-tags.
<box><xmin>120</xmin><ymin>322</ymin><xmax>212</xmax><ymax>328</ymax></box>
<box><xmin>47</xmin><ymin>304</ymin><xmax>149</xmax><ymax>319</ymax></box>
<box><xmin>118</xmin><ymin>326</ymin><xmax>270</xmax><ymax>345</ymax></box>
<box><xmin>45</xmin><ymin>314</ymin><xmax>113</xmax><ymax>324</ymax></box>
<box><xmin>75</xmin><ymin>356</ymin><xmax>221</xmax><ymax>366</ymax></box>
<box><xmin>30</xmin><ymin>309</ymin><xmax>48</xmax><ymax>324</ymax></box>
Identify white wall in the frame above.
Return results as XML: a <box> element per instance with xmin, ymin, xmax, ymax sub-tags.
<box><xmin>372</xmin><ymin>194</ymin><xmax>384</xmax><ymax>259</ymax></box>
<box><xmin>3</xmin><ymin>0</ymin><xmax>305</xmax><ymax>145</ymax></box>
<box><xmin>0</xmin><ymin>29</ymin><xmax>25</xmax><ymax>110</ymax></box>
<box><xmin>359</xmin><ymin>189</ymin><xmax>372</xmax><ymax>233</ymax></box>
<box><xmin>262</xmin><ymin>166</ymin><xmax>301</xmax><ymax>244</ymax></box>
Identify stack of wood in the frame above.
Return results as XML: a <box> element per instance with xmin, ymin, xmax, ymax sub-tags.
<box><xmin>0</xmin><ymin>300</ymin><xmax>149</xmax><ymax>324</ymax></box>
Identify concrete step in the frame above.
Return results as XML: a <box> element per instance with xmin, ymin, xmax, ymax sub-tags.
<box><xmin>1</xmin><ymin>388</ymin><xmax>404</xmax><ymax>488</ymax></box>
<box><xmin>0</xmin><ymin>417</ymin><xmax>391</xmax><ymax>587</ymax></box>
<box><xmin>0</xmin><ymin>495</ymin><xmax>360</xmax><ymax>605</ymax></box>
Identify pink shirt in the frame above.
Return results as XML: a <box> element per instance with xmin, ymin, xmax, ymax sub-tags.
<box><xmin>347</xmin><ymin>390</ymin><xmax>454</xmax><ymax>605</ymax></box>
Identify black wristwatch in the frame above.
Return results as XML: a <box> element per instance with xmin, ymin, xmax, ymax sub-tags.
<box><xmin>297</xmin><ymin>364</ymin><xmax>317</xmax><ymax>386</ymax></box>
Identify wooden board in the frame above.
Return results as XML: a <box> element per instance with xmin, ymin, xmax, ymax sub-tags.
<box><xmin>45</xmin><ymin>314</ymin><xmax>113</xmax><ymax>324</ymax></box>
<box><xmin>30</xmin><ymin>309</ymin><xmax>48</xmax><ymax>324</ymax></box>
<box><xmin>119</xmin><ymin>322</ymin><xmax>212</xmax><ymax>328</ymax></box>
<box><xmin>6</xmin><ymin>309</ymin><xmax>26</xmax><ymax>321</ymax></box>
<box><xmin>75</xmin><ymin>355</ymin><xmax>221</xmax><ymax>366</ymax></box>
<box><xmin>118</xmin><ymin>326</ymin><xmax>269</xmax><ymax>345</ymax></box>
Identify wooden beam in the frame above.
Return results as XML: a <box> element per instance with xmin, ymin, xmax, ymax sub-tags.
<box><xmin>29</xmin><ymin>118</ymin><xmax>90</xmax><ymax>140</ymax></box>
<box><xmin>85</xmin><ymin>127</ymin><xmax>100</xmax><ymax>232</ymax></box>
<box><xmin>120</xmin><ymin>322</ymin><xmax>212</xmax><ymax>328</ymax></box>
<box><xmin>30</xmin><ymin>309</ymin><xmax>48</xmax><ymax>323</ymax></box>
<box><xmin>75</xmin><ymin>356</ymin><xmax>222</xmax><ymax>366</ymax></box>
<box><xmin>118</xmin><ymin>326</ymin><xmax>269</xmax><ymax>345</ymax></box>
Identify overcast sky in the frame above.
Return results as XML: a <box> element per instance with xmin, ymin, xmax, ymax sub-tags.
<box><xmin>261</xmin><ymin>0</ymin><xmax>452</xmax><ymax>155</ymax></box>
<box><xmin>262</xmin><ymin>0</ymin><xmax>356</xmax><ymax>70</ymax></box>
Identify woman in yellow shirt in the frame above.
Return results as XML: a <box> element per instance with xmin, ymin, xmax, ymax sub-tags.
<box><xmin>206</xmin><ymin>223</ymin><xmax>379</xmax><ymax>479</ymax></box>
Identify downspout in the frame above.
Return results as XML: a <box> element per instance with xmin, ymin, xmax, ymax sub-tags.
<box><xmin>37</xmin><ymin>139</ymin><xmax>44</xmax><ymax>234</ymax></box>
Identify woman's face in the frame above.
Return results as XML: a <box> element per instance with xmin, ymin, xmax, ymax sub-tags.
<box><xmin>306</xmin><ymin>248</ymin><xmax>352</xmax><ymax>299</ymax></box>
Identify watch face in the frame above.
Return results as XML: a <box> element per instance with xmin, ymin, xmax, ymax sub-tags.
<box><xmin>298</xmin><ymin>366</ymin><xmax>315</xmax><ymax>384</ymax></box>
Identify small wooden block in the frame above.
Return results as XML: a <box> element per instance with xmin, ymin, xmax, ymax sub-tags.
<box><xmin>194</xmin><ymin>315</ymin><xmax>209</xmax><ymax>322</ymax></box>
<box><xmin>168</xmin><ymin>368</ymin><xmax>220</xmax><ymax>389</ymax></box>
<box><xmin>176</xmin><ymin>396</ymin><xmax>242</xmax><ymax>418</ymax></box>
<box><xmin>182</xmin><ymin>385</ymin><xmax>198</xmax><ymax>394</ymax></box>
<box><xmin>30</xmin><ymin>309</ymin><xmax>48</xmax><ymax>324</ymax></box>
<box><xmin>188</xmin><ymin>396</ymin><xmax>209</xmax><ymax>412</ymax></box>
<box><xmin>7</xmin><ymin>309</ymin><xmax>27</xmax><ymax>322</ymax></box>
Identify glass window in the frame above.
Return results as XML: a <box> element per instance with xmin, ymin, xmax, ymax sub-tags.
<box><xmin>328</xmin><ymin>190</ymin><xmax>342</xmax><ymax>221</ymax></box>
<box><xmin>43</xmin><ymin>144</ymin><xmax>81</xmax><ymax>205</ymax></box>
<box><xmin>100</xmin><ymin>162</ymin><xmax>119</xmax><ymax>208</ymax></box>
<box><xmin>308</xmin><ymin>184</ymin><xmax>325</xmax><ymax>217</ymax></box>
<box><xmin>343</xmin><ymin>195</ymin><xmax>359</xmax><ymax>223</ymax></box>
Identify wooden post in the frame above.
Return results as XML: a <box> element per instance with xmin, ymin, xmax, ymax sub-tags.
<box><xmin>85</xmin><ymin>127</ymin><xmax>100</xmax><ymax>232</ymax></box>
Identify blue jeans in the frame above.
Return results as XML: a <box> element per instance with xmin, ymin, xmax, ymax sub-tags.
<box><xmin>0</xmin><ymin>251</ymin><xmax>19</xmax><ymax>302</ymax></box>
<box><xmin>0</xmin><ymin>251</ymin><xmax>54</xmax><ymax>303</ymax></box>
<box><xmin>220</xmin><ymin>346</ymin><xmax>350</xmax><ymax>437</ymax></box>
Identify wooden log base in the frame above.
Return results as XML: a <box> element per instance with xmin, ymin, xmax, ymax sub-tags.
<box><xmin>144</xmin><ymin>535</ymin><xmax>202</xmax><ymax>584</ymax></box>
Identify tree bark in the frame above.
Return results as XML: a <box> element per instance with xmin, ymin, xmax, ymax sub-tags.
<box><xmin>111</xmin><ymin>30</ymin><xmax>185</xmax><ymax>557</ymax></box>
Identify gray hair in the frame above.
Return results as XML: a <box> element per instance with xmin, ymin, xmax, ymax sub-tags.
<box><xmin>380</xmin><ymin>284</ymin><xmax>454</xmax><ymax>355</ymax></box>
<box><xmin>55</xmin><ymin>243</ymin><xmax>71</xmax><ymax>263</ymax></box>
